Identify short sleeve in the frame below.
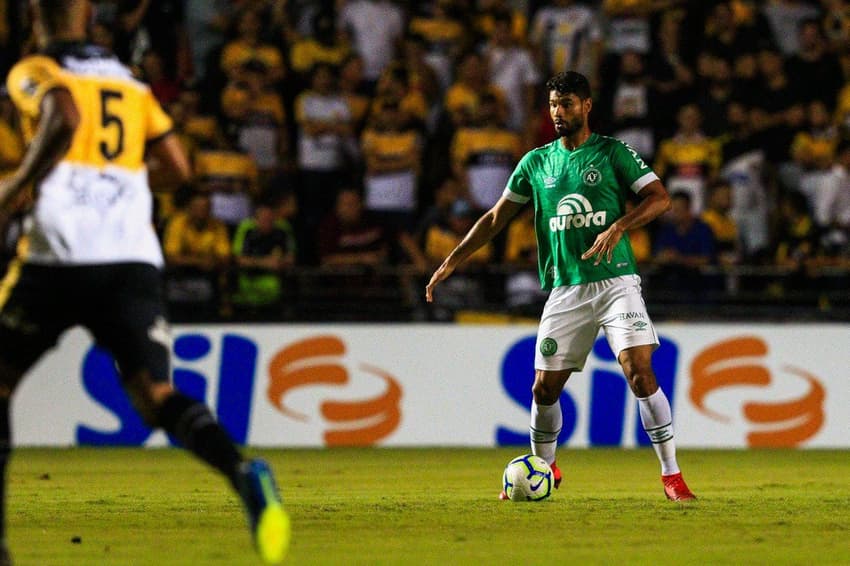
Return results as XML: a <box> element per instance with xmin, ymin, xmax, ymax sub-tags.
<box><xmin>6</xmin><ymin>56</ymin><xmax>66</xmax><ymax>118</ymax></box>
<box><xmin>610</xmin><ymin>139</ymin><xmax>658</xmax><ymax>194</ymax></box>
<box><xmin>145</xmin><ymin>89</ymin><xmax>174</xmax><ymax>142</ymax></box>
<box><xmin>502</xmin><ymin>153</ymin><xmax>533</xmax><ymax>204</ymax></box>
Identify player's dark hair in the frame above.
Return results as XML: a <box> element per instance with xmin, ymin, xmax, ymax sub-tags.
<box><xmin>36</xmin><ymin>0</ymin><xmax>75</xmax><ymax>34</ymax></box>
<box><xmin>546</xmin><ymin>71</ymin><xmax>591</xmax><ymax>100</ymax></box>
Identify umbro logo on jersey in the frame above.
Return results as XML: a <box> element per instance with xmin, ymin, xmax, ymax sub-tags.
<box><xmin>543</xmin><ymin>176</ymin><xmax>557</xmax><ymax>188</ymax></box>
<box><xmin>549</xmin><ymin>193</ymin><xmax>607</xmax><ymax>232</ymax></box>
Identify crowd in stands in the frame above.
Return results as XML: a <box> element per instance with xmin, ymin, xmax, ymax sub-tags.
<box><xmin>1</xmin><ymin>0</ymin><xmax>850</xmax><ymax>320</ymax></box>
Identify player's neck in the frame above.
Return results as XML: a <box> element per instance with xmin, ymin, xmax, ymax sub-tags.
<box><xmin>42</xmin><ymin>31</ymin><xmax>86</xmax><ymax>48</ymax></box>
<box><xmin>559</xmin><ymin>128</ymin><xmax>592</xmax><ymax>151</ymax></box>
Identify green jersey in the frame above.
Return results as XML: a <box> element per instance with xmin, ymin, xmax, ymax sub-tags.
<box><xmin>503</xmin><ymin>133</ymin><xmax>659</xmax><ymax>289</ymax></box>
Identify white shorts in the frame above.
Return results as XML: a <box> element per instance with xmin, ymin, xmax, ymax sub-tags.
<box><xmin>534</xmin><ymin>275</ymin><xmax>659</xmax><ymax>372</ymax></box>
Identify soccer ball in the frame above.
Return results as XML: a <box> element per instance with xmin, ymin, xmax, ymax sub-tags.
<box><xmin>502</xmin><ymin>454</ymin><xmax>553</xmax><ymax>501</ymax></box>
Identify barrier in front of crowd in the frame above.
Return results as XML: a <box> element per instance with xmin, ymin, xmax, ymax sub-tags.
<box><xmin>12</xmin><ymin>323</ymin><xmax>847</xmax><ymax>448</ymax></box>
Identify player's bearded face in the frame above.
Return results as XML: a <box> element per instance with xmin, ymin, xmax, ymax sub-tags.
<box><xmin>549</xmin><ymin>93</ymin><xmax>588</xmax><ymax>136</ymax></box>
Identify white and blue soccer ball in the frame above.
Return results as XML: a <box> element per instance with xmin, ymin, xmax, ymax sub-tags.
<box><xmin>502</xmin><ymin>454</ymin><xmax>553</xmax><ymax>501</ymax></box>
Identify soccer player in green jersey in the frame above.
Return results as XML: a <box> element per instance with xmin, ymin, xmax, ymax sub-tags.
<box><xmin>426</xmin><ymin>71</ymin><xmax>696</xmax><ymax>501</ymax></box>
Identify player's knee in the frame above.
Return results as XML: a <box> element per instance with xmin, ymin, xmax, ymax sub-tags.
<box><xmin>123</xmin><ymin>372</ymin><xmax>173</xmax><ymax>427</ymax></box>
<box><xmin>625</xmin><ymin>368</ymin><xmax>656</xmax><ymax>398</ymax></box>
<box><xmin>532</xmin><ymin>379</ymin><xmax>560</xmax><ymax>405</ymax></box>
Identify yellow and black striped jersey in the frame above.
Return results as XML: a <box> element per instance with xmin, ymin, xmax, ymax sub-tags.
<box><xmin>6</xmin><ymin>41</ymin><xmax>172</xmax><ymax>266</ymax></box>
<box><xmin>451</xmin><ymin>126</ymin><xmax>522</xmax><ymax>209</ymax></box>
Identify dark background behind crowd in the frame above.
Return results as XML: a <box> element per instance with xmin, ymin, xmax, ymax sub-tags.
<box><xmin>1</xmin><ymin>0</ymin><xmax>849</xmax><ymax>322</ymax></box>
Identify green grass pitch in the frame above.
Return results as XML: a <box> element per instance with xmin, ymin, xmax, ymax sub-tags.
<box><xmin>7</xmin><ymin>448</ymin><xmax>849</xmax><ymax>565</ymax></box>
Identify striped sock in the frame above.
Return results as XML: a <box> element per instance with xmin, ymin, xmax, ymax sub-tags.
<box><xmin>530</xmin><ymin>400</ymin><xmax>561</xmax><ymax>465</ymax></box>
<box><xmin>637</xmin><ymin>388</ymin><xmax>680</xmax><ymax>475</ymax></box>
<box><xmin>157</xmin><ymin>393</ymin><xmax>243</xmax><ymax>488</ymax></box>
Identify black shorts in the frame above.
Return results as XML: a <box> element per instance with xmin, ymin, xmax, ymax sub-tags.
<box><xmin>0</xmin><ymin>262</ymin><xmax>170</xmax><ymax>382</ymax></box>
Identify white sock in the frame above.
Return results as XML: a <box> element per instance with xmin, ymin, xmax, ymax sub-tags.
<box><xmin>530</xmin><ymin>400</ymin><xmax>561</xmax><ymax>465</ymax></box>
<box><xmin>637</xmin><ymin>388</ymin><xmax>680</xmax><ymax>476</ymax></box>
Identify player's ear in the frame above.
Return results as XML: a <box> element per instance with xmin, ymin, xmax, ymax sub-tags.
<box><xmin>583</xmin><ymin>97</ymin><xmax>593</xmax><ymax>114</ymax></box>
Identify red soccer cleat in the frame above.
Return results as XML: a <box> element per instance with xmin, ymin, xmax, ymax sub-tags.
<box><xmin>499</xmin><ymin>490</ymin><xmax>509</xmax><ymax>500</ymax></box>
<box><xmin>551</xmin><ymin>461</ymin><xmax>562</xmax><ymax>489</ymax></box>
<box><xmin>662</xmin><ymin>472</ymin><xmax>696</xmax><ymax>501</ymax></box>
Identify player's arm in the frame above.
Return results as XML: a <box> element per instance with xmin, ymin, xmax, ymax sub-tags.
<box><xmin>147</xmin><ymin>133</ymin><xmax>192</xmax><ymax>187</ymax></box>
<box><xmin>582</xmin><ymin>179</ymin><xmax>671</xmax><ymax>265</ymax></box>
<box><xmin>425</xmin><ymin>195</ymin><xmax>524</xmax><ymax>302</ymax></box>
<box><xmin>0</xmin><ymin>88</ymin><xmax>78</xmax><ymax>209</ymax></box>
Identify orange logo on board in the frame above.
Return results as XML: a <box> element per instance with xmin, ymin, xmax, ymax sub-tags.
<box><xmin>690</xmin><ymin>337</ymin><xmax>825</xmax><ymax>447</ymax></box>
<box><xmin>267</xmin><ymin>336</ymin><xmax>402</xmax><ymax>446</ymax></box>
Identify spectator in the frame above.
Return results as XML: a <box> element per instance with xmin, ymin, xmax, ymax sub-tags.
<box><xmin>318</xmin><ymin>188</ymin><xmax>389</xmax><ymax>267</ymax></box>
<box><xmin>450</xmin><ymin>91</ymin><xmax>522</xmax><ymax>210</ymax></box>
<box><xmin>163</xmin><ymin>191</ymin><xmax>232</xmax><ymax>318</ymax></box>
<box><xmin>600</xmin><ymin>49</ymin><xmax>655</xmax><ymax>159</ymax></box>
<box><xmin>339</xmin><ymin>54</ymin><xmax>371</xmax><ymax>135</ymax></box>
<box><xmin>444</xmin><ymin>50</ymin><xmax>507</xmax><ymax>129</ymax></box>
<box><xmin>401</xmin><ymin>33</ymin><xmax>443</xmax><ymax>129</ymax></box>
<box><xmin>601</xmin><ymin>0</ymin><xmax>669</xmax><ymax>57</ymax></box>
<box><xmin>647</xmin><ymin>9</ymin><xmax>695</xmax><ymax>136</ymax></box>
<box><xmin>730</xmin><ymin>51</ymin><xmax>760</xmax><ymax>106</ymax></box>
<box><xmin>415</xmin><ymin>176</ymin><xmax>463</xmax><ymax>245</ymax></box>
<box><xmin>482</xmin><ymin>10</ymin><xmax>541</xmax><ymax>136</ymax></box>
<box><xmin>811</xmin><ymin>140</ymin><xmax>850</xmax><ymax>266</ymax></box>
<box><xmin>654</xmin><ymin>103</ymin><xmax>721</xmax><ymax>213</ymax></box>
<box><xmin>701</xmin><ymin>179</ymin><xmax>741</xmax><ymax>265</ymax></box>
<box><xmin>138</xmin><ymin>0</ymin><xmax>189</xmax><ymax>80</ymax></box>
<box><xmin>785</xmin><ymin>17</ymin><xmax>845</xmax><ymax>108</ymax></box>
<box><xmin>475</xmin><ymin>0</ymin><xmax>528</xmax><ymax>47</ymax></box>
<box><xmin>653</xmin><ymin>191</ymin><xmax>717</xmax><ymax>298</ymax></box>
<box><xmin>775</xmin><ymin>190</ymin><xmax>818</xmax><ymax>267</ymax></box>
<box><xmin>807</xmin><ymin>138</ymin><xmax>850</xmax><ymax>232</ymax></box>
<box><xmin>193</xmin><ymin>136</ymin><xmax>259</xmax><ymax>232</ymax></box>
<box><xmin>702</xmin><ymin>0</ymin><xmax>759</xmax><ymax>62</ymax></box>
<box><xmin>408</xmin><ymin>0</ymin><xmax>469</xmax><ymax>92</ymax></box>
<box><xmin>530</xmin><ymin>0</ymin><xmax>604</xmax><ymax>88</ymax></box>
<box><xmin>761</xmin><ymin>0</ymin><xmax>821</xmax><ymax>56</ymax></box>
<box><xmin>220</xmin><ymin>7</ymin><xmax>285</xmax><ymax>84</ymax></box>
<box><xmin>221</xmin><ymin>60</ymin><xmax>289</xmax><ymax>178</ymax></box>
<box><xmin>372</xmin><ymin>64</ymin><xmax>429</xmax><ymax>131</ymax></box>
<box><xmin>719</xmin><ymin>100</ymin><xmax>771</xmax><ymax>260</ymax></box>
<box><xmin>771</xmin><ymin>190</ymin><xmax>819</xmax><ymax>295</ymax></box>
<box><xmin>791</xmin><ymin>99</ymin><xmax>839</xmax><ymax>174</ymax></box>
<box><xmin>289</xmin><ymin>10</ymin><xmax>350</xmax><ymax>84</ymax></box>
<box><xmin>231</xmin><ymin>192</ymin><xmax>297</xmax><ymax>313</ymax></box>
<box><xmin>361</xmin><ymin>99</ymin><xmax>423</xmax><ymax>229</ymax></box>
<box><xmin>503</xmin><ymin>205</ymin><xmax>548</xmax><ymax>309</ymax></box>
<box><xmin>697</xmin><ymin>56</ymin><xmax>735</xmax><ymax>137</ymax></box>
<box><xmin>423</xmin><ymin>198</ymin><xmax>492</xmax><ymax>319</ymax></box>
<box><xmin>821</xmin><ymin>0</ymin><xmax>850</xmax><ymax>58</ymax></box>
<box><xmin>138</xmin><ymin>49</ymin><xmax>181</xmax><ymax>105</ymax></box>
<box><xmin>184</xmin><ymin>0</ymin><xmax>231</xmax><ymax>82</ymax></box>
<box><xmin>754</xmin><ymin>46</ymin><xmax>807</xmax><ymax>175</ymax></box>
<box><xmin>294</xmin><ymin>62</ymin><xmax>357</xmax><ymax>261</ymax></box>
<box><xmin>338</xmin><ymin>0</ymin><xmax>404</xmax><ymax>86</ymax></box>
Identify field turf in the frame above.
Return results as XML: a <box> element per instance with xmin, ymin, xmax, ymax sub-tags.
<box><xmin>6</xmin><ymin>448</ymin><xmax>849</xmax><ymax>565</ymax></box>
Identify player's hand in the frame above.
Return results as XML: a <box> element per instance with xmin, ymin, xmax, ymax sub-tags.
<box><xmin>425</xmin><ymin>261</ymin><xmax>456</xmax><ymax>303</ymax></box>
<box><xmin>581</xmin><ymin>224</ymin><xmax>625</xmax><ymax>266</ymax></box>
